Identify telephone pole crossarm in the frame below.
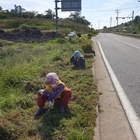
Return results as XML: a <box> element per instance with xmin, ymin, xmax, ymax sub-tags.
<box><xmin>117</xmin><ymin>17</ymin><xmax>131</xmax><ymax>19</ymax></box>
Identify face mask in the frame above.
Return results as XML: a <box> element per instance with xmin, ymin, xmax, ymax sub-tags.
<box><xmin>50</xmin><ymin>83</ymin><xmax>56</xmax><ymax>87</ymax></box>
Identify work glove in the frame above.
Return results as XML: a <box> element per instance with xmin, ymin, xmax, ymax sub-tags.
<box><xmin>38</xmin><ymin>89</ymin><xmax>45</xmax><ymax>95</ymax></box>
<box><xmin>48</xmin><ymin>101</ymin><xmax>54</xmax><ymax>109</ymax></box>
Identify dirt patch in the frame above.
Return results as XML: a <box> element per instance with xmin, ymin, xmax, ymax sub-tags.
<box><xmin>0</xmin><ymin>29</ymin><xmax>63</xmax><ymax>42</ymax></box>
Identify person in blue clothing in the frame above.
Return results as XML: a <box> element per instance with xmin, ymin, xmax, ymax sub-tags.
<box><xmin>70</xmin><ymin>50</ymin><xmax>85</xmax><ymax>69</ymax></box>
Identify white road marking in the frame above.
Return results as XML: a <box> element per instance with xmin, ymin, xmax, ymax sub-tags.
<box><xmin>97</xmin><ymin>41</ymin><xmax>140</xmax><ymax>140</ymax></box>
<box><xmin>114</xmin><ymin>38</ymin><xmax>140</xmax><ymax>50</ymax></box>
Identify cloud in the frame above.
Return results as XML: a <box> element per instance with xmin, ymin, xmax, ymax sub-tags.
<box><xmin>1</xmin><ymin>0</ymin><xmax>55</xmax><ymax>13</ymax></box>
<box><xmin>103</xmin><ymin>0</ymin><xmax>134</xmax><ymax>10</ymax></box>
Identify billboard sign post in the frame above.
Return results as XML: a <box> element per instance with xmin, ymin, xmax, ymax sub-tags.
<box><xmin>55</xmin><ymin>0</ymin><xmax>81</xmax><ymax>33</ymax></box>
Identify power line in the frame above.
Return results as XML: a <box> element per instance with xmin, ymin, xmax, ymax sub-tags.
<box><xmin>118</xmin><ymin>0</ymin><xmax>136</xmax><ymax>9</ymax></box>
<box><xmin>134</xmin><ymin>8</ymin><xmax>140</xmax><ymax>15</ymax></box>
<box><xmin>126</xmin><ymin>5</ymin><xmax>140</xmax><ymax>17</ymax></box>
<box><xmin>82</xmin><ymin>6</ymin><xmax>139</xmax><ymax>12</ymax></box>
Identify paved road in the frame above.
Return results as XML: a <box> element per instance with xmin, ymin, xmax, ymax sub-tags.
<box><xmin>92</xmin><ymin>33</ymin><xmax>140</xmax><ymax>118</ymax></box>
<box><xmin>93</xmin><ymin>39</ymin><xmax>136</xmax><ymax>140</ymax></box>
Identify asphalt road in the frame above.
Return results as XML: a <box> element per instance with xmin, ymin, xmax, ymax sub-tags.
<box><xmin>92</xmin><ymin>33</ymin><xmax>140</xmax><ymax>118</ymax></box>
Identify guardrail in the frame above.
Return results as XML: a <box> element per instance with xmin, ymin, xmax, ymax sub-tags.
<box><xmin>117</xmin><ymin>33</ymin><xmax>140</xmax><ymax>39</ymax></box>
<box><xmin>99</xmin><ymin>30</ymin><xmax>140</xmax><ymax>39</ymax></box>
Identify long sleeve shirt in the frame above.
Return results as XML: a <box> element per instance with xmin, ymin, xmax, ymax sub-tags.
<box><xmin>43</xmin><ymin>84</ymin><xmax>64</xmax><ymax>101</ymax></box>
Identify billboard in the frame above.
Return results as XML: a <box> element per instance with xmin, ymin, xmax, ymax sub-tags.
<box><xmin>61</xmin><ymin>0</ymin><xmax>81</xmax><ymax>11</ymax></box>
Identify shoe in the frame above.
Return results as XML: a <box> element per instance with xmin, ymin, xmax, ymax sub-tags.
<box><xmin>35</xmin><ymin>108</ymin><xmax>46</xmax><ymax>116</ymax></box>
<box><xmin>60</xmin><ymin>106</ymin><xmax>65</xmax><ymax>113</ymax></box>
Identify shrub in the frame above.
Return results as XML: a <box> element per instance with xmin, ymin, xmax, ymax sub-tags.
<box><xmin>7</xmin><ymin>21</ymin><xmax>21</xmax><ymax>28</ymax></box>
<box><xmin>20</xmin><ymin>24</ymin><xmax>38</xmax><ymax>30</ymax></box>
<box><xmin>133</xmin><ymin>31</ymin><xmax>137</xmax><ymax>34</ymax></box>
<box><xmin>77</xmin><ymin>33</ymin><xmax>81</xmax><ymax>38</ymax></box>
<box><xmin>88</xmin><ymin>33</ymin><xmax>92</xmax><ymax>39</ymax></box>
<box><xmin>0</xmin><ymin>49</ymin><xmax>7</xmax><ymax>59</ymax></box>
<box><xmin>82</xmin><ymin>43</ymin><xmax>92</xmax><ymax>53</ymax></box>
<box><xmin>54</xmin><ymin>38</ymin><xmax>66</xmax><ymax>44</ymax></box>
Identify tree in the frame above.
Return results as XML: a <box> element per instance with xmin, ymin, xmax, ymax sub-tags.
<box><xmin>103</xmin><ymin>26</ymin><xmax>107</xmax><ymax>29</ymax></box>
<box><xmin>44</xmin><ymin>9</ymin><xmax>55</xmax><ymax>19</ymax></box>
<box><xmin>69</xmin><ymin>11</ymin><xmax>81</xmax><ymax>20</ymax></box>
<box><xmin>69</xmin><ymin>11</ymin><xmax>90</xmax><ymax>26</ymax></box>
<box><xmin>0</xmin><ymin>6</ymin><xmax>2</xmax><ymax>11</ymax></box>
<box><xmin>10</xmin><ymin>5</ymin><xmax>26</xmax><ymax>17</ymax></box>
<box><xmin>134</xmin><ymin>15</ymin><xmax>140</xmax><ymax>24</ymax></box>
<box><xmin>22</xmin><ymin>11</ymin><xmax>35</xmax><ymax>18</ymax></box>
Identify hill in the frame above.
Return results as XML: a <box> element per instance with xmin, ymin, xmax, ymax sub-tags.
<box><xmin>0</xmin><ymin>17</ymin><xmax>96</xmax><ymax>42</ymax></box>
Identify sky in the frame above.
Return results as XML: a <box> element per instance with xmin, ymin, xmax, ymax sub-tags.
<box><xmin>0</xmin><ymin>0</ymin><xmax>140</xmax><ymax>29</ymax></box>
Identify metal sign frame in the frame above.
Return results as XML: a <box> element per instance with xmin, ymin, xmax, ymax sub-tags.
<box><xmin>61</xmin><ymin>0</ymin><xmax>81</xmax><ymax>11</ymax></box>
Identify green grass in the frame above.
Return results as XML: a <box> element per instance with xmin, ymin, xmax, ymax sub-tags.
<box><xmin>0</xmin><ymin>17</ymin><xmax>93</xmax><ymax>36</ymax></box>
<box><xmin>0</xmin><ymin>37</ymin><xmax>98</xmax><ymax>140</ymax></box>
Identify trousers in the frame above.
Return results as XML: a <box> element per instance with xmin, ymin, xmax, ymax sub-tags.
<box><xmin>37</xmin><ymin>89</ymin><xmax>72</xmax><ymax>107</ymax></box>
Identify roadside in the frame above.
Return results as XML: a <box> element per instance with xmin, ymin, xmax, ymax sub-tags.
<box><xmin>92</xmin><ymin>41</ymin><xmax>136</xmax><ymax>140</ymax></box>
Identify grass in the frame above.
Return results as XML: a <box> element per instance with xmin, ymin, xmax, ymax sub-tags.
<box><xmin>0</xmin><ymin>17</ymin><xmax>92</xmax><ymax>36</ymax></box>
<box><xmin>0</xmin><ymin>36</ymin><xmax>98</xmax><ymax>140</ymax></box>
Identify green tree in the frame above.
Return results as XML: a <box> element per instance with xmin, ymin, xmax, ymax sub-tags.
<box><xmin>134</xmin><ymin>15</ymin><xmax>140</xmax><ymax>24</ymax></box>
<box><xmin>44</xmin><ymin>9</ymin><xmax>55</xmax><ymax>19</ymax></box>
<box><xmin>0</xmin><ymin>6</ymin><xmax>2</xmax><ymax>11</ymax></box>
<box><xmin>10</xmin><ymin>5</ymin><xmax>26</xmax><ymax>17</ymax></box>
<box><xmin>69</xmin><ymin>11</ymin><xmax>90</xmax><ymax>26</ymax></box>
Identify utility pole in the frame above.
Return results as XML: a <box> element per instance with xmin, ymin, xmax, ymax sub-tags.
<box><xmin>117</xmin><ymin>11</ymin><xmax>134</xmax><ymax>34</ymax></box>
<box><xmin>110</xmin><ymin>17</ymin><xmax>112</xmax><ymax>30</ymax></box>
<box><xmin>115</xmin><ymin>9</ymin><xmax>120</xmax><ymax>31</ymax></box>
<box><xmin>131</xmin><ymin>11</ymin><xmax>134</xmax><ymax>34</ymax></box>
<box><xmin>55</xmin><ymin>0</ymin><xmax>60</xmax><ymax>34</ymax></box>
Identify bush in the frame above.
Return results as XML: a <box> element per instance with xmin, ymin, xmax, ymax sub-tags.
<box><xmin>54</xmin><ymin>38</ymin><xmax>66</xmax><ymax>44</ymax></box>
<box><xmin>88</xmin><ymin>33</ymin><xmax>92</xmax><ymax>39</ymax></box>
<box><xmin>20</xmin><ymin>24</ymin><xmax>38</xmax><ymax>30</ymax></box>
<box><xmin>82</xmin><ymin>43</ymin><xmax>92</xmax><ymax>53</ymax></box>
<box><xmin>7</xmin><ymin>21</ymin><xmax>22</xmax><ymax>28</ymax></box>
<box><xmin>133</xmin><ymin>31</ymin><xmax>137</xmax><ymax>34</ymax></box>
<box><xmin>77</xmin><ymin>33</ymin><xmax>81</xmax><ymax>38</ymax></box>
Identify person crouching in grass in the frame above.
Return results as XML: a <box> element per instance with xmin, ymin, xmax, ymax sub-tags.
<box><xmin>35</xmin><ymin>72</ymin><xmax>72</xmax><ymax>116</ymax></box>
<box><xmin>70</xmin><ymin>50</ymin><xmax>85</xmax><ymax>69</ymax></box>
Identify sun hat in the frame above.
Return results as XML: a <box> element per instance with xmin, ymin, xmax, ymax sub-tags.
<box><xmin>45</xmin><ymin>72</ymin><xmax>59</xmax><ymax>85</ymax></box>
<box><xmin>73</xmin><ymin>50</ymin><xmax>82</xmax><ymax>59</ymax></box>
